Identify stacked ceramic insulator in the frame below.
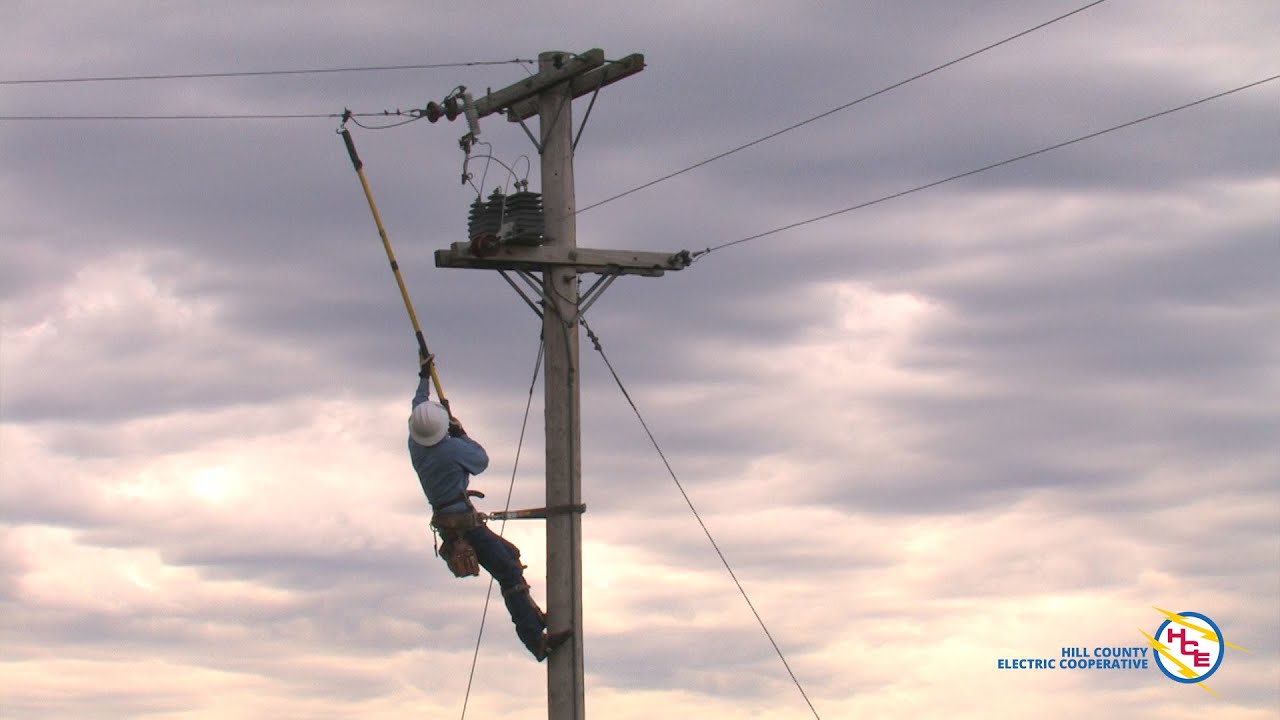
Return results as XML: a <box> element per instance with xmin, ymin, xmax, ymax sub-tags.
<box><xmin>467</xmin><ymin>189</ymin><xmax>506</xmax><ymax>241</ymax></box>
<box><xmin>501</xmin><ymin>191</ymin><xmax>545</xmax><ymax>246</ymax></box>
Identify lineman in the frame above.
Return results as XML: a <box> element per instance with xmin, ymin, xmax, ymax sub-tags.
<box><xmin>407</xmin><ymin>363</ymin><xmax>570</xmax><ymax>660</ymax></box>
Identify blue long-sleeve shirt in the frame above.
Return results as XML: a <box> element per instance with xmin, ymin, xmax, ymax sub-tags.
<box><xmin>408</xmin><ymin>377</ymin><xmax>489</xmax><ymax>513</ymax></box>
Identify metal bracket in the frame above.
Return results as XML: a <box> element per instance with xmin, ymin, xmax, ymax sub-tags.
<box><xmin>485</xmin><ymin>503</ymin><xmax>587</xmax><ymax>521</ymax></box>
<box><xmin>496</xmin><ymin>265</ymin><xmax>616</xmax><ymax>328</ymax></box>
<box><xmin>499</xmin><ymin>269</ymin><xmax>544</xmax><ymax>318</ymax></box>
<box><xmin>572</xmin><ymin>271</ymin><xmax>619</xmax><ymax>324</ymax></box>
<box><xmin>515</xmin><ymin>114</ymin><xmax>542</xmax><ymax>154</ymax></box>
<box><xmin>515</xmin><ymin>90</ymin><xmax>573</xmax><ymax>156</ymax></box>
<box><xmin>572</xmin><ymin>76</ymin><xmax>605</xmax><ymax>153</ymax></box>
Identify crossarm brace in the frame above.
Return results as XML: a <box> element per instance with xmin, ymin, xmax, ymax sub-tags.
<box><xmin>573</xmin><ymin>271</ymin><xmax>619</xmax><ymax>324</ymax></box>
<box><xmin>500</xmin><ymin>269</ymin><xmax>544</xmax><ymax>318</ymax></box>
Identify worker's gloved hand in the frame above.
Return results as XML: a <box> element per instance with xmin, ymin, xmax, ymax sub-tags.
<box><xmin>448</xmin><ymin>418</ymin><xmax>466</xmax><ymax>437</ymax></box>
<box><xmin>418</xmin><ymin>352</ymin><xmax>435</xmax><ymax>379</ymax></box>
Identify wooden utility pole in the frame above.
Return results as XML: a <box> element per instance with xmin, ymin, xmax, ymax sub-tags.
<box><xmin>538</xmin><ymin>51</ymin><xmax>585</xmax><ymax>718</ymax></box>
<box><xmin>435</xmin><ymin>49</ymin><xmax>688</xmax><ymax>720</ymax></box>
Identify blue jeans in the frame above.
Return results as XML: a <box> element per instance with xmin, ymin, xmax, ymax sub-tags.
<box><xmin>462</xmin><ymin>525</ymin><xmax>546</xmax><ymax>657</ymax></box>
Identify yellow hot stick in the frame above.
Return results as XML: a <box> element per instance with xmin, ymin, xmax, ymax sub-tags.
<box><xmin>340</xmin><ymin>126</ymin><xmax>447</xmax><ymax>405</ymax></box>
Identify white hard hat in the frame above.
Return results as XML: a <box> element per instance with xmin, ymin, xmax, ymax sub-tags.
<box><xmin>409</xmin><ymin>401</ymin><xmax>450</xmax><ymax>446</ymax></box>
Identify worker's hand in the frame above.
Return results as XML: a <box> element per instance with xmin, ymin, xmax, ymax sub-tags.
<box><xmin>448</xmin><ymin>418</ymin><xmax>466</xmax><ymax>437</ymax></box>
<box><xmin>418</xmin><ymin>351</ymin><xmax>435</xmax><ymax>379</ymax></box>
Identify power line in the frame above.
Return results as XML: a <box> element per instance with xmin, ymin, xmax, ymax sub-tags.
<box><xmin>575</xmin><ymin>0</ymin><xmax>1110</xmax><ymax>215</ymax></box>
<box><xmin>0</xmin><ymin>59</ymin><xmax>534</xmax><ymax>85</ymax></box>
<box><xmin>0</xmin><ymin>113</ymin><xmax>336</xmax><ymax>121</ymax></box>
<box><xmin>581</xmin><ymin>319</ymin><xmax>823</xmax><ymax>720</ymax></box>
<box><xmin>0</xmin><ymin>109</ymin><xmax>420</xmax><ymax>122</ymax></box>
<box><xmin>691</xmin><ymin>73</ymin><xmax>1280</xmax><ymax>259</ymax></box>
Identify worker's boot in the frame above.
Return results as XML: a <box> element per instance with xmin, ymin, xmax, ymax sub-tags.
<box><xmin>536</xmin><ymin>629</ymin><xmax>573</xmax><ymax>662</ymax></box>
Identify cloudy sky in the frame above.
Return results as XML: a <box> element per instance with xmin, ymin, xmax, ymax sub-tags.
<box><xmin>2</xmin><ymin>1</ymin><xmax>1277</xmax><ymax>718</ymax></box>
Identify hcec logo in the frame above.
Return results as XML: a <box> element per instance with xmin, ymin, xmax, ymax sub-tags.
<box><xmin>1140</xmin><ymin>607</ymin><xmax>1248</xmax><ymax>697</ymax></box>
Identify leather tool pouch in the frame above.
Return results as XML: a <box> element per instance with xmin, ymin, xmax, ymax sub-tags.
<box><xmin>439</xmin><ymin>532</ymin><xmax>480</xmax><ymax>578</ymax></box>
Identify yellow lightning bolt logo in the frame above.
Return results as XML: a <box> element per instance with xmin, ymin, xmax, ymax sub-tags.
<box><xmin>1152</xmin><ymin>607</ymin><xmax>1250</xmax><ymax>652</ymax></box>
<box><xmin>1139</xmin><ymin>628</ymin><xmax>1219</xmax><ymax>697</ymax></box>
